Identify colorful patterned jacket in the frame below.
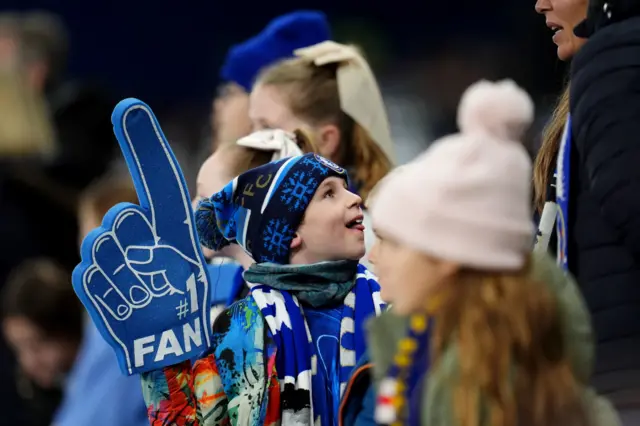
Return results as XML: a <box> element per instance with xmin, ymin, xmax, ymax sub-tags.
<box><xmin>141</xmin><ymin>296</ymin><xmax>281</xmax><ymax>426</ymax></box>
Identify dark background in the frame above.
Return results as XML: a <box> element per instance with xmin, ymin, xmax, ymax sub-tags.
<box><xmin>2</xmin><ymin>0</ymin><xmax>566</xmax><ymax>113</ymax></box>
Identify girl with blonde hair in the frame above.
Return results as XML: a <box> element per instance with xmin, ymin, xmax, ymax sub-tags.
<box><xmin>250</xmin><ymin>41</ymin><xmax>394</xmax><ymax>267</ymax></box>
<box><xmin>250</xmin><ymin>41</ymin><xmax>394</xmax><ymax>202</ymax></box>
<box><xmin>347</xmin><ymin>80</ymin><xmax>620</xmax><ymax>426</ymax></box>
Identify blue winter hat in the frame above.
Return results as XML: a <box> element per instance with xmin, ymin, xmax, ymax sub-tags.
<box><xmin>220</xmin><ymin>10</ymin><xmax>331</xmax><ymax>92</ymax></box>
<box><xmin>196</xmin><ymin>153</ymin><xmax>349</xmax><ymax>264</ymax></box>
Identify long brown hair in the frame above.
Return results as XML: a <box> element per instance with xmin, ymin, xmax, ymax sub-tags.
<box><xmin>256</xmin><ymin>58</ymin><xmax>391</xmax><ymax>201</ymax></box>
<box><xmin>533</xmin><ymin>85</ymin><xmax>570</xmax><ymax>212</ymax></box>
<box><xmin>430</xmin><ymin>261</ymin><xmax>587</xmax><ymax>426</ymax></box>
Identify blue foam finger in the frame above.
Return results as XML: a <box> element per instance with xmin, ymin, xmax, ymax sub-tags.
<box><xmin>74</xmin><ymin>230</ymin><xmax>135</xmax><ymax>375</ymax></box>
<box><xmin>127</xmin><ymin>246</ymin><xmax>152</xmax><ymax>264</ymax></box>
<box><xmin>84</xmin><ymin>265</ymin><xmax>132</xmax><ymax>322</ymax></box>
<box><xmin>112</xmin><ymin>205</ymin><xmax>157</xmax><ymax>251</ymax></box>
<box><xmin>73</xmin><ymin>99</ymin><xmax>212</xmax><ymax>375</ymax></box>
<box><xmin>109</xmin><ymin>205</ymin><xmax>162</xmax><ymax>297</ymax></box>
<box><xmin>92</xmin><ymin>234</ymin><xmax>153</xmax><ymax>307</ymax></box>
<box><xmin>112</xmin><ymin>100</ymin><xmax>197</xmax><ymax>255</ymax></box>
<box><xmin>78</xmin><ymin>266</ymin><xmax>134</xmax><ymax>375</ymax></box>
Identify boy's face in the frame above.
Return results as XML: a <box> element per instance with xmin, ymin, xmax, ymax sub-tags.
<box><xmin>291</xmin><ymin>177</ymin><xmax>366</xmax><ymax>264</ymax></box>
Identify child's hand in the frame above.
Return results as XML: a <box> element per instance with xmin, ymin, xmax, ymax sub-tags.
<box><xmin>73</xmin><ymin>99</ymin><xmax>212</xmax><ymax>375</ymax></box>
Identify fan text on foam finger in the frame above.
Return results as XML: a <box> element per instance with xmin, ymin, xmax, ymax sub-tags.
<box><xmin>133</xmin><ymin>318</ymin><xmax>203</xmax><ymax>367</ymax></box>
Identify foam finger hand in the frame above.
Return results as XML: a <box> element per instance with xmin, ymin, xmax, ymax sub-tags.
<box><xmin>93</xmin><ymin>233</ymin><xmax>152</xmax><ymax>308</ymax></box>
<box><xmin>82</xmin><ymin>264</ymin><xmax>133</xmax><ymax>322</ymax></box>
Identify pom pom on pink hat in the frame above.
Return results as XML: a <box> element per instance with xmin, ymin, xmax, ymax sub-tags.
<box><xmin>371</xmin><ymin>79</ymin><xmax>535</xmax><ymax>270</ymax></box>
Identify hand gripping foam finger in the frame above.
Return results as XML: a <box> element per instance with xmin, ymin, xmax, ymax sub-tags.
<box><xmin>72</xmin><ymin>98</ymin><xmax>212</xmax><ymax>375</ymax></box>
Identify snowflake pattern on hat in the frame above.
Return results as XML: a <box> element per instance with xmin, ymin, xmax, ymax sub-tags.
<box><xmin>196</xmin><ymin>152</ymin><xmax>350</xmax><ymax>264</ymax></box>
<box><xmin>280</xmin><ymin>171</ymin><xmax>319</xmax><ymax>212</ymax></box>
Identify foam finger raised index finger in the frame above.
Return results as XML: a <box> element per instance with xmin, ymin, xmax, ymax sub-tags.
<box><xmin>111</xmin><ymin>98</ymin><xmax>194</xmax><ymax>251</ymax></box>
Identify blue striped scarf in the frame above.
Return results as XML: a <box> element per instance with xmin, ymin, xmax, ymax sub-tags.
<box><xmin>556</xmin><ymin>115</ymin><xmax>572</xmax><ymax>271</ymax></box>
<box><xmin>246</xmin><ymin>263</ymin><xmax>386</xmax><ymax>426</ymax></box>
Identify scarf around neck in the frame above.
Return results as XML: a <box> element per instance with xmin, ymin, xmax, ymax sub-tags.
<box><xmin>244</xmin><ymin>260</ymin><xmax>386</xmax><ymax>426</ymax></box>
<box><xmin>243</xmin><ymin>259</ymin><xmax>358</xmax><ymax>307</ymax></box>
<box><xmin>556</xmin><ymin>115</ymin><xmax>571</xmax><ymax>271</ymax></box>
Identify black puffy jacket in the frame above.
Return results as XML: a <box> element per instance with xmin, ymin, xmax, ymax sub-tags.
<box><xmin>569</xmin><ymin>11</ymin><xmax>640</xmax><ymax>409</ymax></box>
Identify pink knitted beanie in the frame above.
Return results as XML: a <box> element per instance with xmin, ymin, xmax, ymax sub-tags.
<box><xmin>371</xmin><ymin>79</ymin><xmax>535</xmax><ymax>270</ymax></box>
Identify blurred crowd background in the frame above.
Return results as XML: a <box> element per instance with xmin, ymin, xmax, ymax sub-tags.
<box><xmin>0</xmin><ymin>1</ymin><xmax>568</xmax><ymax>425</ymax></box>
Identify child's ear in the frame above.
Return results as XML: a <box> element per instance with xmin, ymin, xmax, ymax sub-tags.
<box><xmin>290</xmin><ymin>232</ymin><xmax>303</xmax><ymax>251</ymax></box>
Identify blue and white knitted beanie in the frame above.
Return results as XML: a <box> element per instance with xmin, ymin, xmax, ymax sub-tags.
<box><xmin>195</xmin><ymin>153</ymin><xmax>348</xmax><ymax>264</ymax></box>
